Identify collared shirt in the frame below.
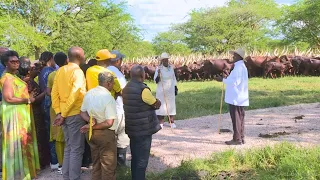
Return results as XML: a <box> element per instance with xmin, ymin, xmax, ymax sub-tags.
<box><xmin>107</xmin><ymin>66</ymin><xmax>126</xmax><ymax>114</ymax></box>
<box><xmin>86</xmin><ymin>65</ymin><xmax>121</xmax><ymax>98</ymax></box>
<box><xmin>223</xmin><ymin>60</ymin><xmax>249</xmax><ymax>106</ymax></box>
<box><xmin>52</xmin><ymin>62</ymin><xmax>87</xmax><ymax>117</ymax></box>
<box><xmin>81</xmin><ymin>86</ymin><xmax>118</xmax><ymax>130</ymax></box>
<box><xmin>142</xmin><ymin>88</ymin><xmax>156</xmax><ymax>105</ymax></box>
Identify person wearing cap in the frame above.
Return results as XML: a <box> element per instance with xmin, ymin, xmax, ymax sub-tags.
<box><xmin>86</xmin><ymin>49</ymin><xmax>122</xmax><ymax>98</ymax></box>
<box><xmin>106</xmin><ymin>50</ymin><xmax>130</xmax><ymax>166</ymax></box>
<box><xmin>154</xmin><ymin>52</ymin><xmax>178</xmax><ymax>129</ymax></box>
<box><xmin>214</xmin><ymin>48</ymin><xmax>249</xmax><ymax>145</ymax></box>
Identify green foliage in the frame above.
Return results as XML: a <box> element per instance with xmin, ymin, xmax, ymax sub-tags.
<box><xmin>0</xmin><ymin>0</ymin><xmax>144</xmax><ymax>58</ymax></box>
<box><xmin>145</xmin><ymin>77</ymin><xmax>320</xmax><ymax>120</ymax></box>
<box><xmin>172</xmin><ymin>0</ymin><xmax>281</xmax><ymax>54</ymax></box>
<box><xmin>277</xmin><ymin>0</ymin><xmax>320</xmax><ymax>48</ymax></box>
<box><xmin>152</xmin><ymin>30</ymin><xmax>191</xmax><ymax>55</ymax></box>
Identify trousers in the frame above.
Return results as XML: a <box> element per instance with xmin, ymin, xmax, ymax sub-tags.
<box><xmin>62</xmin><ymin>114</ymin><xmax>86</xmax><ymax>180</ymax></box>
<box><xmin>130</xmin><ymin>135</ymin><xmax>152</xmax><ymax>180</ymax></box>
<box><xmin>89</xmin><ymin>129</ymin><xmax>116</xmax><ymax>180</ymax></box>
<box><xmin>229</xmin><ymin>104</ymin><xmax>245</xmax><ymax>142</ymax></box>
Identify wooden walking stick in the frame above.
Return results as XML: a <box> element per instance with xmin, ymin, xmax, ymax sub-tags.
<box><xmin>217</xmin><ymin>82</ymin><xmax>225</xmax><ymax>134</ymax></box>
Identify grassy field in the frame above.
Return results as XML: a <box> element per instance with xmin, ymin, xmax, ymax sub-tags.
<box><xmin>117</xmin><ymin>143</ymin><xmax>320</xmax><ymax>180</ymax></box>
<box><xmin>145</xmin><ymin>77</ymin><xmax>320</xmax><ymax>120</ymax></box>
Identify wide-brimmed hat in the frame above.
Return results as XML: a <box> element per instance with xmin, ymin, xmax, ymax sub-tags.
<box><xmin>229</xmin><ymin>48</ymin><xmax>245</xmax><ymax>59</ymax></box>
<box><xmin>159</xmin><ymin>52</ymin><xmax>169</xmax><ymax>60</ymax></box>
<box><xmin>110</xmin><ymin>50</ymin><xmax>126</xmax><ymax>62</ymax></box>
<box><xmin>95</xmin><ymin>49</ymin><xmax>116</xmax><ymax>61</ymax></box>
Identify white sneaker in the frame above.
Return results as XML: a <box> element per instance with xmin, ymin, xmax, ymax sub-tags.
<box><xmin>57</xmin><ymin>167</ymin><xmax>62</xmax><ymax>175</ymax></box>
<box><xmin>51</xmin><ymin>163</ymin><xmax>59</xmax><ymax>170</ymax></box>
<box><xmin>160</xmin><ymin>124</ymin><xmax>164</xmax><ymax>129</ymax></box>
<box><xmin>171</xmin><ymin>123</ymin><xmax>177</xmax><ymax>129</ymax></box>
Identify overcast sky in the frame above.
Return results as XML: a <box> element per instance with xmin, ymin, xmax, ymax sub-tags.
<box><xmin>116</xmin><ymin>0</ymin><xmax>295</xmax><ymax>41</ymax></box>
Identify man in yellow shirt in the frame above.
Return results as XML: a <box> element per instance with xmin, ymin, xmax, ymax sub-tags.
<box><xmin>51</xmin><ymin>47</ymin><xmax>87</xmax><ymax>180</ymax></box>
<box><xmin>122</xmin><ymin>65</ymin><xmax>161</xmax><ymax>180</ymax></box>
<box><xmin>86</xmin><ymin>49</ymin><xmax>121</xmax><ymax>98</ymax></box>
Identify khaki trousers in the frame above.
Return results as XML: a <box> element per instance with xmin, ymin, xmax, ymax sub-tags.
<box><xmin>89</xmin><ymin>129</ymin><xmax>116</xmax><ymax>180</ymax></box>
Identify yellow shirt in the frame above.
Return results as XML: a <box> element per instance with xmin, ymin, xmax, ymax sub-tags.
<box><xmin>52</xmin><ymin>62</ymin><xmax>87</xmax><ymax>118</ymax></box>
<box><xmin>47</xmin><ymin>71</ymin><xmax>56</xmax><ymax>89</ymax></box>
<box><xmin>142</xmin><ymin>88</ymin><xmax>156</xmax><ymax>105</ymax></box>
<box><xmin>86</xmin><ymin>65</ymin><xmax>121</xmax><ymax>98</ymax></box>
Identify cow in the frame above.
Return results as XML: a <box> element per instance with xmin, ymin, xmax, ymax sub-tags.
<box><xmin>302</xmin><ymin>59</ymin><xmax>320</xmax><ymax>76</ymax></box>
<box><xmin>143</xmin><ymin>65</ymin><xmax>156</xmax><ymax>80</ymax></box>
<box><xmin>174</xmin><ymin>65</ymin><xmax>192</xmax><ymax>81</ymax></box>
<box><xmin>264</xmin><ymin>61</ymin><xmax>293</xmax><ymax>78</ymax></box>
<box><xmin>189</xmin><ymin>62</ymin><xmax>203</xmax><ymax>80</ymax></box>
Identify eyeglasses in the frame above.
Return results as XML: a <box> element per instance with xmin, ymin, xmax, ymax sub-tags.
<box><xmin>8</xmin><ymin>60</ymin><xmax>20</xmax><ymax>64</ymax></box>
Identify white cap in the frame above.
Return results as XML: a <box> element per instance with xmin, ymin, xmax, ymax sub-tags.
<box><xmin>229</xmin><ymin>48</ymin><xmax>245</xmax><ymax>59</ymax></box>
<box><xmin>159</xmin><ymin>52</ymin><xmax>169</xmax><ymax>60</ymax></box>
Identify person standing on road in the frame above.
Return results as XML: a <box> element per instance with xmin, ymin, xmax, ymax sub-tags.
<box><xmin>51</xmin><ymin>47</ymin><xmax>87</xmax><ymax>180</ymax></box>
<box><xmin>107</xmin><ymin>50</ymin><xmax>130</xmax><ymax>166</ymax></box>
<box><xmin>80</xmin><ymin>71</ymin><xmax>118</xmax><ymax>180</ymax></box>
<box><xmin>214</xmin><ymin>48</ymin><xmax>249</xmax><ymax>145</ymax></box>
<box><xmin>122</xmin><ymin>65</ymin><xmax>161</xmax><ymax>180</ymax></box>
<box><xmin>154</xmin><ymin>52</ymin><xmax>178</xmax><ymax>129</ymax></box>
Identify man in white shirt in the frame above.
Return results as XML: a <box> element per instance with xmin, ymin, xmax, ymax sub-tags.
<box><xmin>80</xmin><ymin>71</ymin><xmax>118</xmax><ymax>180</ymax></box>
<box><xmin>214</xmin><ymin>48</ymin><xmax>249</xmax><ymax>145</ymax></box>
<box><xmin>107</xmin><ymin>50</ymin><xmax>130</xmax><ymax>166</ymax></box>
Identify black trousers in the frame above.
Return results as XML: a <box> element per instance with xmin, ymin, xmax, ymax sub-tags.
<box><xmin>130</xmin><ymin>135</ymin><xmax>152</xmax><ymax>180</ymax></box>
<box><xmin>229</xmin><ymin>104</ymin><xmax>245</xmax><ymax>142</ymax></box>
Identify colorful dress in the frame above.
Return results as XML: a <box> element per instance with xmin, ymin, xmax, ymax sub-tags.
<box><xmin>1</xmin><ymin>72</ymin><xmax>40</xmax><ymax>180</ymax></box>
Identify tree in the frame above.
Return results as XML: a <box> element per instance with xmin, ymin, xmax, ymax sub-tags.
<box><xmin>152</xmin><ymin>30</ymin><xmax>191</xmax><ymax>55</ymax></box>
<box><xmin>173</xmin><ymin>0</ymin><xmax>281</xmax><ymax>54</ymax></box>
<box><xmin>277</xmin><ymin>0</ymin><xmax>320</xmax><ymax>48</ymax></box>
<box><xmin>0</xmin><ymin>0</ymin><xmax>142</xmax><ymax>58</ymax></box>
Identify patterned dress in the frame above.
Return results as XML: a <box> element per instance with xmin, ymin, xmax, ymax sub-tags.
<box><xmin>0</xmin><ymin>72</ymin><xmax>40</xmax><ymax>180</ymax></box>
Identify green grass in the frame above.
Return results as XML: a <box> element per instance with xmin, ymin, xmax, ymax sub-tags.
<box><xmin>144</xmin><ymin>77</ymin><xmax>320</xmax><ymax>120</ymax></box>
<box><xmin>117</xmin><ymin>143</ymin><xmax>320</xmax><ymax>180</ymax></box>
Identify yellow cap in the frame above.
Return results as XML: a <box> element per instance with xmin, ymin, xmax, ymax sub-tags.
<box><xmin>95</xmin><ymin>49</ymin><xmax>116</xmax><ymax>61</ymax></box>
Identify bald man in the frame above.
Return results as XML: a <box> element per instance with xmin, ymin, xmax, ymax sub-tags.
<box><xmin>52</xmin><ymin>47</ymin><xmax>87</xmax><ymax>180</ymax></box>
<box><xmin>122</xmin><ymin>65</ymin><xmax>161</xmax><ymax>180</ymax></box>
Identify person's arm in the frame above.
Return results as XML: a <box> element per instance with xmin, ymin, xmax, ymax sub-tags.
<box><xmin>223</xmin><ymin>68</ymin><xmax>241</xmax><ymax>86</ymax></box>
<box><xmin>51</xmin><ymin>72</ymin><xmax>61</xmax><ymax>114</ymax></box>
<box><xmin>61</xmin><ymin>69</ymin><xmax>86</xmax><ymax>118</ymax></box>
<box><xmin>154</xmin><ymin>67</ymin><xmax>160</xmax><ymax>83</ymax></box>
<box><xmin>142</xmin><ymin>88</ymin><xmax>161</xmax><ymax>109</ymax></box>
<box><xmin>34</xmin><ymin>91</ymin><xmax>45</xmax><ymax>104</ymax></box>
<box><xmin>2</xmin><ymin>77</ymin><xmax>34</xmax><ymax>104</ymax></box>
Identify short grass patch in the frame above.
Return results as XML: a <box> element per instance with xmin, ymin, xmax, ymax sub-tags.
<box><xmin>117</xmin><ymin>143</ymin><xmax>320</xmax><ymax>180</ymax></box>
<box><xmin>145</xmin><ymin>77</ymin><xmax>320</xmax><ymax>120</ymax></box>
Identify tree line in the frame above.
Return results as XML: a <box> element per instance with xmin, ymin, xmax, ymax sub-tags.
<box><xmin>0</xmin><ymin>0</ymin><xmax>319</xmax><ymax>59</ymax></box>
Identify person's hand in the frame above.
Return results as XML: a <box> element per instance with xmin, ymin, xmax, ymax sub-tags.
<box><xmin>153</xmin><ymin>99</ymin><xmax>161</xmax><ymax>109</ymax></box>
<box><xmin>92</xmin><ymin>118</ymin><xmax>97</xmax><ymax>126</ymax></box>
<box><xmin>214</xmin><ymin>75</ymin><xmax>223</xmax><ymax>82</ymax></box>
<box><xmin>53</xmin><ymin>114</ymin><xmax>65</xmax><ymax>126</ymax></box>
<box><xmin>30</xmin><ymin>97</ymin><xmax>35</xmax><ymax>103</ymax></box>
<box><xmin>80</xmin><ymin>124</ymin><xmax>90</xmax><ymax>133</ymax></box>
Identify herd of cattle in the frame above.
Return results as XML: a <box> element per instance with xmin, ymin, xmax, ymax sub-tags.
<box><xmin>120</xmin><ymin>55</ymin><xmax>320</xmax><ymax>81</ymax></box>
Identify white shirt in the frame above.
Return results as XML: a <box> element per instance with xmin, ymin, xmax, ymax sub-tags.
<box><xmin>107</xmin><ymin>66</ymin><xmax>126</xmax><ymax>114</ymax></box>
<box><xmin>223</xmin><ymin>60</ymin><xmax>249</xmax><ymax>106</ymax></box>
<box><xmin>81</xmin><ymin>86</ymin><xmax>118</xmax><ymax>130</ymax></box>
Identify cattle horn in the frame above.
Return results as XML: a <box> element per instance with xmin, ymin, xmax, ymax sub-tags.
<box><xmin>281</xmin><ymin>47</ymin><xmax>285</xmax><ymax>55</ymax></box>
<box><xmin>274</xmin><ymin>48</ymin><xmax>279</xmax><ymax>57</ymax></box>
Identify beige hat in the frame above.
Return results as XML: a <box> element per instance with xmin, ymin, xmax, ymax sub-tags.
<box><xmin>229</xmin><ymin>48</ymin><xmax>245</xmax><ymax>59</ymax></box>
<box><xmin>159</xmin><ymin>52</ymin><xmax>169</xmax><ymax>60</ymax></box>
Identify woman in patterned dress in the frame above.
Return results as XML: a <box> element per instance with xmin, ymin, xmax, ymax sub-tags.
<box><xmin>0</xmin><ymin>51</ymin><xmax>40</xmax><ymax>179</ymax></box>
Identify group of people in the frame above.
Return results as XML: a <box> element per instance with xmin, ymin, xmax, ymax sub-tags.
<box><xmin>0</xmin><ymin>46</ymin><xmax>180</xmax><ymax>180</ymax></box>
<box><xmin>0</xmin><ymin>45</ymin><xmax>249</xmax><ymax>180</ymax></box>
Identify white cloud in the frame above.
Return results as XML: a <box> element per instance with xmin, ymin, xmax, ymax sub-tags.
<box><xmin>125</xmin><ymin>0</ymin><xmax>294</xmax><ymax>41</ymax></box>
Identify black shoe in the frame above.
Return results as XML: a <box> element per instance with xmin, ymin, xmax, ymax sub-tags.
<box><xmin>225</xmin><ymin>140</ymin><xmax>242</xmax><ymax>145</ymax></box>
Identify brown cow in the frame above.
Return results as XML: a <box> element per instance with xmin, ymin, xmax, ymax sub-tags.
<box><xmin>189</xmin><ymin>62</ymin><xmax>203</xmax><ymax>80</ymax></box>
<box><xmin>264</xmin><ymin>61</ymin><xmax>293</xmax><ymax>78</ymax></box>
<box><xmin>302</xmin><ymin>59</ymin><xmax>320</xmax><ymax>76</ymax></box>
<box><xmin>174</xmin><ymin>65</ymin><xmax>192</xmax><ymax>81</ymax></box>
